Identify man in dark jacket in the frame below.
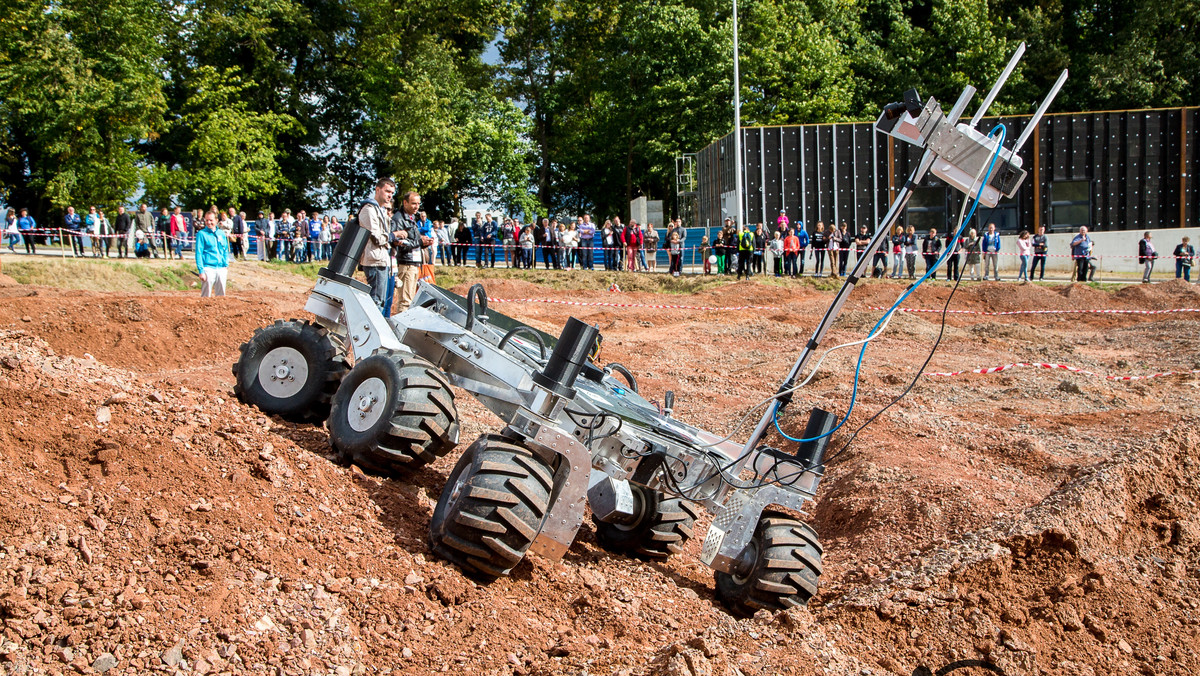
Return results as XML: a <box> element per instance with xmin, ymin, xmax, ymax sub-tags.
<box><xmin>478</xmin><ymin>214</ymin><xmax>497</xmax><ymax>267</ymax></box>
<box><xmin>921</xmin><ymin>228</ymin><xmax>942</xmax><ymax>279</ymax></box>
<box><xmin>543</xmin><ymin>218</ymin><xmax>561</xmax><ymax>269</ymax></box>
<box><xmin>255</xmin><ymin>211</ymin><xmax>270</xmax><ymax>260</ymax></box>
<box><xmin>113</xmin><ymin>205</ymin><xmax>132</xmax><ymax>258</ymax></box>
<box><xmin>1031</xmin><ymin>226</ymin><xmax>1048</xmax><ymax>280</ymax></box>
<box><xmin>64</xmin><ymin>206</ymin><xmax>83</xmax><ymax>256</ymax></box>
<box><xmin>156</xmin><ymin>207</ymin><xmax>173</xmax><ymax>259</ymax></box>
<box><xmin>390</xmin><ymin>191</ymin><xmax>429</xmax><ymax>313</ymax></box>
<box><xmin>228</xmin><ymin>207</ymin><xmax>245</xmax><ymax>260</ymax></box>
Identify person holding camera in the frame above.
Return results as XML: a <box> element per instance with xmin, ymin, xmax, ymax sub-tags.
<box><xmin>391</xmin><ymin>190</ymin><xmax>431</xmax><ymax>313</ymax></box>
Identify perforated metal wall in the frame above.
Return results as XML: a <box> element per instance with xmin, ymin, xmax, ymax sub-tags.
<box><xmin>693</xmin><ymin>108</ymin><xmax>1198</xmax><ymax>234</ymax></box>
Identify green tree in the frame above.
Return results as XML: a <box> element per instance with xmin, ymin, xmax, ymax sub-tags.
<box><xmin>144</xmin><ymin>67</ymin><xmax>300</xmax><ymax>208</ymax></box>
<box><xmin>998</xmin><ymin>0</ymin><xmax>1200</xmax><ymax>111</ymax></box>
<box><xmin>499</xmin><ymin>0</ymin><xmax>730</xmax><ymax>218</ymax></box>
<box><xmin>0</xmin><ymin>0</ymin><xmax>165</xmax><ymax>216</ymax></box>
<box><xmin>739</xmin><ymin>0</ymin><xmax>858</xmax><ymax>125</ymax></box>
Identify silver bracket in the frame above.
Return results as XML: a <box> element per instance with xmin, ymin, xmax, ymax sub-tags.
<box><xmin>306</xmin><ymin>276</ymin><xmax>405</xmax><ymax>357</ymax></box>
<box><xmin>525</xmin><ymin>425</ymin><xmax>591</xmax><ymax>561</ymax></box>
<box><xmin>699</xmin><ymin>484</ymin><xmax>813</xmax><ymax>573</ymax></box>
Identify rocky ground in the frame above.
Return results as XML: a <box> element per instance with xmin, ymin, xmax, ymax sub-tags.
<box><xmin>0</xmin><ymin>261</ymin><xmax>1198</xmax><ymax>676</ymax></box>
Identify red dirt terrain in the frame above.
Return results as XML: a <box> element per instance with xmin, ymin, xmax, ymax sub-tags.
<box><xmin>1</xmin><ymin>268</ymin><xmax>1199</xmax><ymax>676</ymax></box>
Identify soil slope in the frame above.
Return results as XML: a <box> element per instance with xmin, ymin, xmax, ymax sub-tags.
<box><xmin>1</xmin><ymin>270</ymin><xmax>1198</xmax><ymax>676</ymax></box>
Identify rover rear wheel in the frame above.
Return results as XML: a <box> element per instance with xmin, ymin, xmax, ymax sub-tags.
<box><xmin>592</xmin><ymin>485</ymin><xmax>699</xmax><ymax>560</ymax></box>
<box><xmin>328</xmin><ymin>349</ymin><xmax>459</xmax><ymax>476</ymax></box>
<box><xmin>233</xmin><ymin>319</ymin><xmax>348</xmax><ymax>423</ymax></box>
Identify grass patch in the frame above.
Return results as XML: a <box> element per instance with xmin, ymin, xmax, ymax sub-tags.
<box><xmin>3</xmin><ymin>259</ymin><xmax>199</xmax><ymax>292</ymax></box>
<box><xmin>264</xmin><ymin>260</ymin><xmax>323</xmax><ymax>278</ymax></box>
<box><xmin>425</xmin><ymin>266</ymin><xmax>742</xmax><ymax>295</ymax></box>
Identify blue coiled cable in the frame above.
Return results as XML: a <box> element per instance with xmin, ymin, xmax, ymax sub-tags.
<box><xmin>774</xmin><ymin>124</ymin><xmax>1008</xmax><ymax>443</ymax></box>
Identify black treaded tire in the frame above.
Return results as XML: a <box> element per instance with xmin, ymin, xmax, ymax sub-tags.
<box><xmin>327</xmin><ymin>349</ymin><xmax>459</xmax><ymax>476</ymax></box>
<box><xmin>592</xmin><ymin>485</ymin><xmax>700</xmax><ymax>560</ymax></box>
<box><xmin>429</xmin><ymin>434</ymin><xmax>554</xmax><ymax>579</ymax></box>
<box><xmin>232</xmin><ymin>319</ymin><xmax>348</xmax><ymax>423</ymax></box>
<box><xmin>714</xmin><ymin>513</ymin><xmax>823</xmax><ymax>616</ymax></box>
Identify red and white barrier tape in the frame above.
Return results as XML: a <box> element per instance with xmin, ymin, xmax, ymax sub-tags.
<box><xmin>924</xmin><ymin>362</ymin><xmax>1200</xmax><ymax>381</ymax></box>
<box><xmin>868</xmin><ymin>306</ymin><xmax>1200</xmax><ymax>317</ymax></box>
<box><xmin>486</xmin><ymin>297</ymin><xmax>779</xmax><ymax>311</ymax></box>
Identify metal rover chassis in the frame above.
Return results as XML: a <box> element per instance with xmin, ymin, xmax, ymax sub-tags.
<box><xmin>304</xmin><ymin>275</ymin><xmax>820</xmax><ymax>574</ymax></box>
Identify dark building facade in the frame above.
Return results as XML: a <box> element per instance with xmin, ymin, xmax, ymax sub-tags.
<box><xmin>692</xmin><ymin>107</ymin><xmax>1199</xmax><ymax>234</ymax></box>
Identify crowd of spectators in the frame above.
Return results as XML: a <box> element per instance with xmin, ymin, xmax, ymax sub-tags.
<box><xmin>5</xmin><ymin>202</ymin><xmax>1198</xmax><ymax>285</ymax></box>
<box><xmin>446</xmin><ymin>212</ymin><xmax>693</xmax><ymax>276</ymax></box>
<box><xmin>1</xmin><ymin>203</ymin><xmax>342</xmax><ymax>264</ymax></box>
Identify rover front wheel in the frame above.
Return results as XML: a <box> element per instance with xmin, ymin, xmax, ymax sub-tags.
<box><xmin>714</xmin><ymin>513</ymin><xmax>823</xmax><ymax>616</ymax></box>
<box><xmin>233</xmin><ymin>319</ymin><xmax>348</xmax><ymax>423</ymax></box>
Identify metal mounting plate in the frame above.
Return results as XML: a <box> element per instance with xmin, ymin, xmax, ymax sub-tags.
<box><xmin>527</xmin><ymin>426</ymin><xmax>590</xmax><ymax>561</ymax></box>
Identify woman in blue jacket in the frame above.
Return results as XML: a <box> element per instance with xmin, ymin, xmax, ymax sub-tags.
<box><xmin>195</xmin><ymin>212</ymin><xmax>230</xmax><ymax>297</ymax></box>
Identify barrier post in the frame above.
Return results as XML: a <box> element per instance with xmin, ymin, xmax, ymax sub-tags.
<box><xmin>59</xmin><ymin>228</ymin><xmax>66</xmax><ymax>259</ymax></box>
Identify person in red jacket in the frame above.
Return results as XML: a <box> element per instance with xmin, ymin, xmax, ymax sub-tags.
<box><xmin>782</xmin><ymin>228</ymin><xmax>800</xmax><ymax>277</ymax></box>
<box><xmin>169</xmin><ymin>206</ymin><xmax>189</xmax><ymax>260</ymax></box>
<box><xmin>624</xmin><ymin>220</ymin><xmax>643</xmax><ymax>271</ymax></box>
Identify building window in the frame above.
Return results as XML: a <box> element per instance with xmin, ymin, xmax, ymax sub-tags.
<box><xmin>906</xmin><ymin>187</ymin><xmax>947</xmax><ymax>232</ymax></box>
<box><xmin>975</xmin><ymin>195</ymin><xmax>1020</xmax><ymax>234</ymax></box>
<box><xmin>1051</xmin><ymin>181</ymin><xmax>1091</xmax><ymax>231</ymax></box>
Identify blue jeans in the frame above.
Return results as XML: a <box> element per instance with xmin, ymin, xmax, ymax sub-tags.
<box><xmin>1178</xmin><ymin>259</ymin><xmax>1192</xmax><ymax>281</ymax></box>
<box><xmin>1018</xmin><ymin>254</ymin><xmax>1030</xmax><ymax>281</ymax></box>
<box><xmin>363</xmin><ymin>266</ymin><xmax>388</xmax><ymax>311</ymax></box>
<box><xmin>579</xmin><ymin>239</ymin><xmax>594</xmax><ymax>269</ymax></box>
<box><xmin>383</xmin><ymin>272</ymin><xmax>396</xmax><ymax>317</ymax></box>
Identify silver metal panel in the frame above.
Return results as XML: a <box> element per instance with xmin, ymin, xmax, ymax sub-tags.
<box><xmin>703</xmin><ymin>484</ymin><xmax>814</xmax><ymax>573</ymax></box>
<box><xmin>527</xmin><ymin>426</ymin><xmax>590</xmax><ymax>561</ymax></box>
<box><xmin>309</xmin><ymin>277</ymin><xmax>405</xmax><ymax>356</ymax></box>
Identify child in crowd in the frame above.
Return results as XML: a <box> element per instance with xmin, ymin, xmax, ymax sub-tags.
<box><xmin>519</xmin><ymin>225</ymin><xmax>535</xmax><ymax>269</ymax></box>
<box><xmin>668</xmin><ymin>231</ymin><xmax>683</xmax><ymax>277</ymax></box>
<box><xmin>700</xmin><ymin>235</ymin><xmax>711</xmax><ymax>275</ymax></box>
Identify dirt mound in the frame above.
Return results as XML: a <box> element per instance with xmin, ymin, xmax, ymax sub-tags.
<box><xmin>0</xmin><ymin>271</ymin><xmax>1197</xmax><ymax>675</ymax></box>
<box><xmin>823</xmin><ymin>425</ymin><xmax>1200</xmax><ymax>675</ymax></box>
<box><xmin>0</xmin><ymin>290</ymin><xmax>296</xmax><ymax>372</ymax></box>
<box><xmin>1114</xmin><ymin>277</ymin><xmax>1200</xmax><ymax>304</ymax></box>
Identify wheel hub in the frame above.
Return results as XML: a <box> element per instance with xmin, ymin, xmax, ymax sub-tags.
<box><xmin>608</xmin><ymin>487</ymin><xmax>646</xmax><ymax>531</ymax></box>
<box><xmin>258</xmin><ymin>347</ymin><xmax>309</xmax><ymax>399</ymax></box>
<box><xmin>729</xmin><ymin>539</ymin><xmax>760</xmax><ymax>584</ymax></box>
<box><xmin>348</xmin><ymin>377</ymin><xmax>388</xmax><ymax>432</ymax></box>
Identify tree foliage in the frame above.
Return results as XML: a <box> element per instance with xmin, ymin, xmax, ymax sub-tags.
<box><xmin>0</xmin><ymin>0</ymin><xmax>1195</xmax><ymax>223</ymax></box>
<box><xmin>0</xmin><ymin>0</ymin><xmax>165</xmax><ymax>211</ymax></box>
